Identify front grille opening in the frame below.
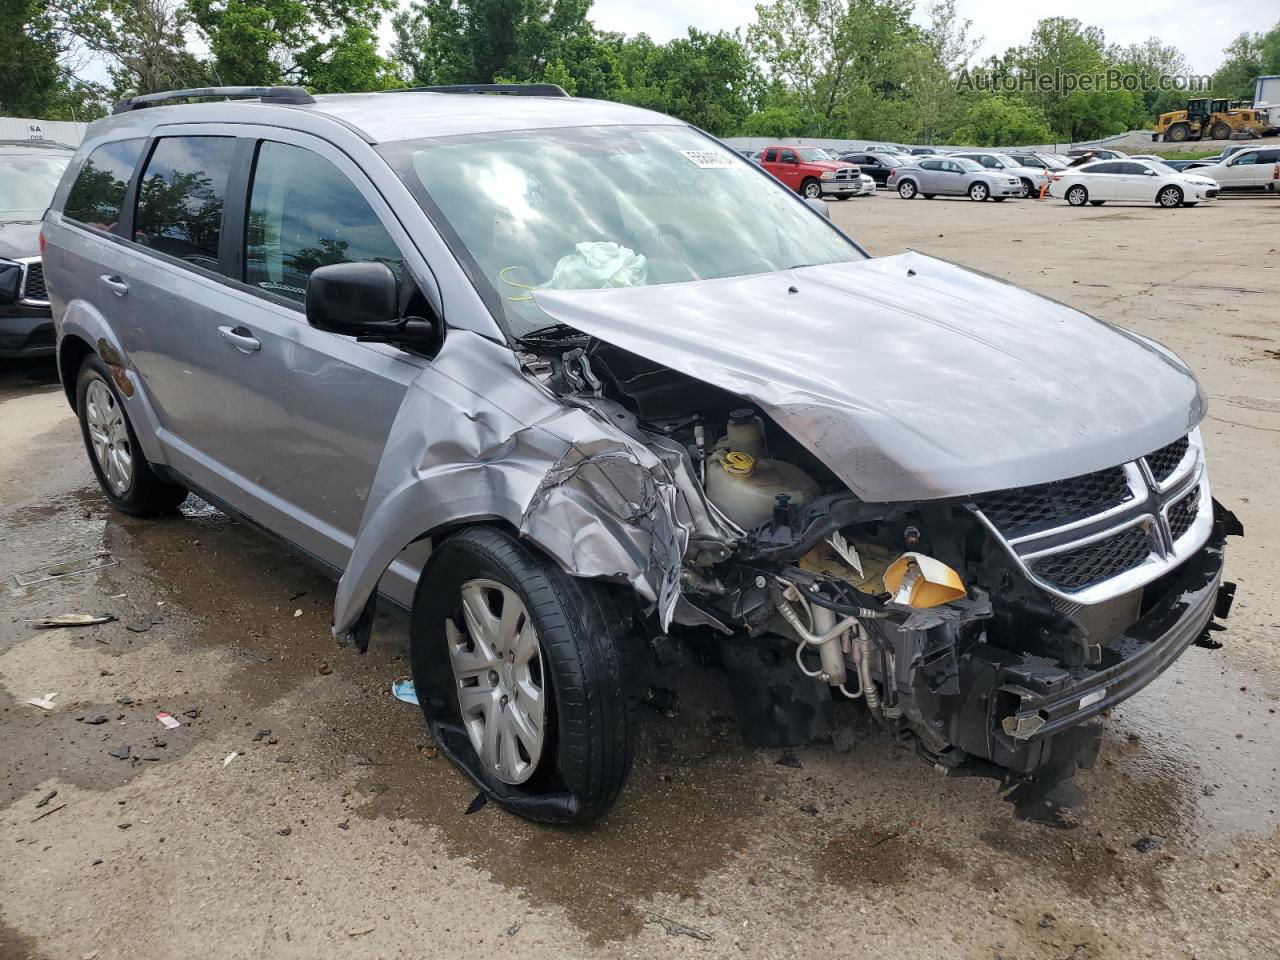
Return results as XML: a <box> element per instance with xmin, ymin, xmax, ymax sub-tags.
<box><xmin>20</xmin><ymin>261</ymin><xmax>47</xmax><ymax>301</ymax></box>
<box><xmin>975</xmin><ymin>465</ymin><xmax>1131</xmax><ymax>538</ymax></box>
<box><xmin>1030</xmin><ymin>525</ymin><xmax>1153</xmax><ymax>591</ymax></box>
<box><xmin>1167</xmin><ymin>485</ymin><xmax>1200</xmax><ymax>542</ymax></box>
<box><xmin>1144</xmin><ymin>436</ymin><xmax>1189</xmax><ymax>483</ymax></box>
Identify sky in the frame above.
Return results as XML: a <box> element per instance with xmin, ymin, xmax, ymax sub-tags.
<box><xmin>585</xmin><ymin>0</ymin><xmax>1263</xmax><ymax>75</ymax></box>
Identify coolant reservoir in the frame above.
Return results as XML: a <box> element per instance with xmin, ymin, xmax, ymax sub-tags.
<box><xmin>706</xmin><ymin>448</ymin><xmax>820</xmax><ymax>530</ymax></box>
<box><xmin>725</xmin><ymin>408</ymin><xmax>767</xmax><ymax>459</ymax></box>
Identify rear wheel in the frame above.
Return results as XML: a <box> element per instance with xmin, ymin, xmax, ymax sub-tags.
<box><xmin>75</xmin><ymin>355</ymin><xmax>187</xmax><ymax>516</ymax></box>
<box><xmin>898</xmin><ymin>179</ymin><xmax>917</xmax><ymax>199</ymax></box>
<box><xmin>800</xmin><ymin>178</ymin><xmax>822</xmax><ymax>200</ymax></box>
<box><xmin>1066</xmin><ymin>184</ymin><xmax>1089</xmax><ymax>206</ymax></box>
<box><xmin>1158</xmin><ymin>185</ymin><xmax>1183</xmax><ymax>208</ymax></box>
<box><xmin>968</xmin><ymin>181</ymin><xmax>989</xmax><ymax>201</ymax></box>
<box><xmin>410</xmin><ymin>526</ymin><xmax>636</xmax><ymax>824</ymax></box>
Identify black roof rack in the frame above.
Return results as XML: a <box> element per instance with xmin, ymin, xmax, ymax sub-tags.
<box><xmin>113</xmin><ymin>85</ymin><xmax>315</xmax><ymax>115</ymax></box>
<box><xmin>400</xmin><ymin>83</ymin><xmax>569</xmax><ymax>98</ymax></box>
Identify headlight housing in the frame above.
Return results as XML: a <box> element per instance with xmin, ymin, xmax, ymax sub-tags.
<box><xmin>820</xmin><ymin>170</ymin><xmax>835</xmax><ymax>180</ymax></box>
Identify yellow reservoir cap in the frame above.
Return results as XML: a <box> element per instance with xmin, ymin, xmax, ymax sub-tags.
<box><xmin>722</xmin><ymin>450</ymin><xmax>755</xmax><ymax>476</ymax></box>
<box><xmin>884</xmin><ymin>552</ymin><xmax>966</xmax><ymax>608</ymax></box>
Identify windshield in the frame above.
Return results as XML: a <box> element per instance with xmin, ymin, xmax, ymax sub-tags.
<box><xmin>877</xmin><ymin>154</ymin><xmax>904</xmax><ymax>167</ymax></box>
<box><xmin>953</xmin><ymin>158</ymin><xmax>982</xmax><ymax>172</ymax></box>
<box><xmin>383</xmin><ymin>125</ymin><xmax>861</xmax><ymax>337</ymax></box>
<box><xmin>797</xmin><ymin>148</ymin><xmax>831</xmax><ymax>162</ymax></box>
<box><xmin>1142</xmin><ymin>159</ymin><xmax>1179</xmax><ymax>174</ymax></box>
<box><xmin>0</xmin><ymin>152</ymin><xmax>70</xmax><ymax>220</ymax></box>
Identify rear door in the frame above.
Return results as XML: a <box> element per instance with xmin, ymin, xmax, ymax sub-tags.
<box><xmin>199</xmin><ymin>129</ymin><xmax>429</xmax><ymax>569</ymax></box>
<box><xmin>104</xmin><ymin>131</ymin><xmax>243</xmax><ymax>489</ymax></box>
<box><xmin>775</xmin><ymin>148</ymin><xmax>802</xmax><ymax>190</ymax></box>
<box><xmin>1111</xmin><ymin>162</ymin><xmax>1151</xmax><ymax>201</ymax></box>
<box><xmin>1082</xmin><ymin>162</ymin><xmax>1120</xmax><ymax>199</ymax></box>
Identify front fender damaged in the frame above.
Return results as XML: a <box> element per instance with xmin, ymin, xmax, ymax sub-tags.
<box><xmin>331</xmin><ymin>331</ymin><xmax>688</xmax><ymax>649</ymax></box>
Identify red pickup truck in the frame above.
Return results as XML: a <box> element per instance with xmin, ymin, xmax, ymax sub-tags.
<box><xmin>758</xmin><ymin>145</ymin><xmax>872</xmax><ymax>200</ymax></box>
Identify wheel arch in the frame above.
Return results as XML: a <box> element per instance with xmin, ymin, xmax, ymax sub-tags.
<box><xmin>57</xmin><ymin>299</ymin><xmax>167</xmax><ymax>465</ymax></box>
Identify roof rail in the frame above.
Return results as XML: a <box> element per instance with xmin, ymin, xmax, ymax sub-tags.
<box><xmin>401</xmin><ymin>83</ymin><xmax>570</xmax><ymax>98</ymax></box>
<box><xmin>113</xmin><ymin>85</ymin><xmax>316</xmax><ymax>115</ymax></box>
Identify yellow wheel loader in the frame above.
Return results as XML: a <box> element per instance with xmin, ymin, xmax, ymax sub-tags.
<box><xmin>1154</xmin><ymin>98</ymin><xmax>1266</xmax><ymax>142</ymax></box>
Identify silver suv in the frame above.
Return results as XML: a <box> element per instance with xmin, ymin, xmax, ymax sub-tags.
<box><xmin>44</xmin><ymin>85</ymin><xmax>1239</xmax><ymax>825</ymax></box>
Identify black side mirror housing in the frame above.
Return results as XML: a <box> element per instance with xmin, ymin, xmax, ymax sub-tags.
<box><xmin>306</xmin><ymin>261</ymin><xmax>440</xmax><ymax>349</ymax></box>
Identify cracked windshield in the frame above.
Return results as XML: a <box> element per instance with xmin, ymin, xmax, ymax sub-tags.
<box><xmin>391</xmin><ymin>125</ymin><xmax>860</xmax><ymax>334</ymax></box>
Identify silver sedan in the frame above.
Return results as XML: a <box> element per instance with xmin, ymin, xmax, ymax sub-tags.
<box><xmin>888</xmin><ymin>156</ymin><xmax>1023</xmax><ymax>200</ymax></box>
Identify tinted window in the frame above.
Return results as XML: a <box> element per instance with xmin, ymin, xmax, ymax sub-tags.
<box><xmin>1117</xmin><ymin>163</ymin><xmax>1147</xmax><ymax>175</ymax></box>
<box><xmin>1259</xmin><ymin>150</ymin><xmax>1280</xmax><ymax>163</ymax></box>
<box><xmin>764</xmin><ymin>148</ymin><xmax>777</xmax><ymax>162</ymax></box>
<box><xmin>134</xmin><ymin>137</ymin><xmax>236</xmax><ymax>268</ymax></box>
<box><xmin>920</xmin><ymin>160</ymin><xmax>942</xmax><ymax>171</ymax></box>
<box><xmin>63</xmin><ymin>139</ymin><xmax>144</xmax><ymax>232</ymax></box>
<box><xmin>245</xmin><ymin>140</ymin><xmax>403</xmax><ymax>303</ymax></box>
<box><xmin>780</xmin><ymin>150</ymin><xmax>797</xmax><ymax>162</ymax></box>
<box><xmin>1231</xmin><ymin>152</ymin><xmax>1259</xmax><ymax>165</ymax></box>
<box><xmin>1089</xmin><ymin>162</ymin><xmax>1121</xmax><ymax>174</ymax></box>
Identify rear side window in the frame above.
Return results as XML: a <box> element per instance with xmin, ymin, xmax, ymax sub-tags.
<box><xmin>134</xmin><ymin>136</ymin><xmax>236</xmax><ymax>269</ymax></box>
<box><xmin>1089</xmin><ymin>162</ymin><xmax>1121</xmax><ymax>174</ymax></box>
<box><xmin>763</xmin><ymin>149</ymin><xmax>777</xmax><ymax>162</ymax></box>
<box><xmin>245</xmin><ymin>140</ymin><xmax>403</xmax><ymax>303</ymax></box>
<box><xmin>63</xmin><ymin>139</ymin><xmax>144</xmax><ymax>232</ymax></box>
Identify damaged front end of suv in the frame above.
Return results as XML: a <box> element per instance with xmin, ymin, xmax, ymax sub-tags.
<box><xmin>333</xmin><ymin>246</ymin><xmax>1239</xmax><ymax>826</ymax></box>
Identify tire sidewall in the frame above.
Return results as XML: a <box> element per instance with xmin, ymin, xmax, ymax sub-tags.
<box><xmin>801</xmin><ymin>179</ymin><xmax>821</xmax><ymax>199</ymax></box>
<box><xmin>969</xmin><ymin>182</ymin><xmax>988</xmax><ymax>201</ymax></box>
<box><xmin>1158</xmin><ymin>185</ymin><xmax>1183</xmax><ymax>207</ymax></box>
<box><xmin>409</xmin><ymin>526</ymin><xmax>633</xmax><ymax>822</ymax></box>
<box><xmin>898</xmin><ymin>180</ymin><xmax>916</xmax><ymax>199</ymax></box>
<box><xmin>1067</xmin><ymin>185</ymin><xmax>1089</xmax><ymax>206</ymax></box>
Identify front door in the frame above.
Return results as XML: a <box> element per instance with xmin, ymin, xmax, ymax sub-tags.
<box><xmin>203</xmin><ymin>131</ymin><xmax>428</xmax><ymax>570</ymax></box>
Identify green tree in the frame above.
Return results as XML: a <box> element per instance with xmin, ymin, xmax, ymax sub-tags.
<box><xmin>0</xmin><ymin>0</ymin><xmax>108</xmax><ymax>118</ymax></box>
<box><xmin>55</xmin><ymin>0</ymin><xmax>207</xmax><ymax>98</ymax></box>
<box><xmin>911</xmin><ymin>0</ymin><xmax>981</xmax><ymax>144</ymax></box>
<box><xmin>950</xmin><ymin>94</ymin><xmax>1052</xmax><ymax>145</ymax></box>
<box><xmin>390</xmin><ymin>0</ymin><xmax>617</xmax><ymax>96</ymax></box>
<box><xmin>614</xmin><ymin>28</ymin><xmax>755</xmax><ymax>134</ymax></box>
<box><xmin>189</xmin><ymin>0</ymin><xmax>394</xmax><ymax>90</ymax></box>
<box><xmin>1211</xmin><ymin>24</ymin><xmax>1280</xmax><ymax>101</ymax></box>
<box><xmin>746</xmin><ymin>0</ymin><xmax>927</xmax><ymax>138</ymax></box>
<box><xmin>1109</xmin><ymin>37</ymin><xmax>1191</xmax><ymax>125</ymax></box>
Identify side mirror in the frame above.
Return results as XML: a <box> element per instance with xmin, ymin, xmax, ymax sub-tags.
<box><xmin>783</xmin><ymin>156</ymin><xmax>798</xmax><ymax>164</ymax></box>
<box><xmin>804</xmin><ymin>197</ymin><xmax>831</xmax><ymax>218</ymax></box>
<box><xmin>1145</xmin><ymin>169</ymin><xmax>1157</xmax><ymax>176</ymax></box>
<box><xmin>306</xmin><ymin>261</ymin><xmax>439</xmax><ymax>349</ymax></box>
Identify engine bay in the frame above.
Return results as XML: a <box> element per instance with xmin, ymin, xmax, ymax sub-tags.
<box><xmin>517</xmin><ymin>328</ymin><xmax>1240</xmax><ymax>825</ymax></box>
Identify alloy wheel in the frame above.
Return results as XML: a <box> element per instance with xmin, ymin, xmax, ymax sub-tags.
<box><xmin>1159</xmin><ymin>187</ymin><xmax>1182</xmax><ymax>207</ymax></box>
<box><xmin>447</xmin><ymin>578</ymin><xmax>546</xmax><ymax>785</ymax></box>
<box><xmin>85</xmin><ymin>379</ymin><xmax>133</xmax><ymax>495</ymax></box>
<box><xmin>970</xmin><ymin>183</ymin><xmax>988</xmax><ymax>201</ymax></box>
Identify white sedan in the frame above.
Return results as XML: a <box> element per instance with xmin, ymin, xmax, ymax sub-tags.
<box><xmin>1050</xmin><ymin>159</ymin><xmax>1219</xmax><ymax>208</ymax></box>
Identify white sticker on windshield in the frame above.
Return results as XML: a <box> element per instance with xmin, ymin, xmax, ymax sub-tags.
<box><xmin>680</xmin><ymin>149</ymin><xmax>736</xmax><ymax>169</ymax></box>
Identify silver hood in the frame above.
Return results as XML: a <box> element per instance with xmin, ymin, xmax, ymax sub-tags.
<box><xmin>533</xmin><ymin>251</ymin><xmax>1205</xmax><ymax>502</ymax></box>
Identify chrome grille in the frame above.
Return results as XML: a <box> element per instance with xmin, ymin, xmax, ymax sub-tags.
<box><xmin>1168</xmin><ymin>484</ymin><xmax>1199</xmax><ymax>541</ymax></box>
<box><xmin>1031</xmin><ymin>525</ymin><xmax>1152</xmax><ymax>590</ymax></box>
<box><xmin>18</xmin><ymin>258</ymin><xmax>48</xmax><ymax>305</ymax></box>
<box><xmin>974</xmin><ymin>466</ymin><xmax>1130</xmax><ymax>538</ymax></box>
<box><xmin>834</xmin><ymin>167</ymin><xmax>859</xmax><ymax>181</ymax></box>
<box><xmin>971</xmin><ymin>430</ymin><xmax>1212</xmax><ymax>604</ymax></box>
<box><xmin>1145</xmin><ymin>436</ymin><xmax>1188</xmax><ymax>483</ymax></box>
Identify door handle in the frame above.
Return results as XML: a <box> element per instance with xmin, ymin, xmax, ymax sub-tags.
<box><xmin>217</xmin><ymin>325</ymin><xmax>261</xmax><ymax>353</ymax></box>
<box><xmin>100</xmin><ymin>274</ymin><xmax>129</xmax><ymax>296</ymax></box>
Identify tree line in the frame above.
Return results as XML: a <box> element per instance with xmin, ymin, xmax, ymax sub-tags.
<box><xmin>3</xmin><ymin>0</ymin><xmax>1278</xmax><ymax>146</ymax></box>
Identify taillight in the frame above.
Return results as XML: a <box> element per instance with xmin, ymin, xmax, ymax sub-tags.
<box><xmin>1052</xmin><ymin>174</ymin><xmax>1063</xmax><ymax>181</ymax></box>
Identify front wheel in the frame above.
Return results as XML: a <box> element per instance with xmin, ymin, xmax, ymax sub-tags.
<box><xmin>968</xmin><ymin>181</ymin><xmax>989</xmax><ymax>201</ymax></box>
<box><xmin>801</xmin><ymin>179</ymin><xmax>822</xmax><ymax>200</ymax></box>
<box><xmin>1066</xmin><ymin>185</ymin><xmax>1089</xmax><ymax>206</ymax></box>
<box><xmin>1211</xmin><ymin>122</ymin><xmax>1231</xmax><ymax>141</ymax></box>
<box><xmin>410</xmin><ymin>526</ymin><xmax>636</xmax><ymax>824</ymax></box>
<box><xmin>898</xmin><ymin>179</ymin><xmax>917</xmax><ymax>199</ymax></box>
<box><xmin>1158</xmin><ymin>185</ymin><xmax>1183</xmax><ymax>208</ymax></box>
<box><xmin>1019</xmin><ymin>178</ymin><xmax>1034</xmax><ymax>198</ymax></box>
<box><xmin>75</xmin><ymin>355</ymin><xmax>187</xmax><ymax>516</ymax></box>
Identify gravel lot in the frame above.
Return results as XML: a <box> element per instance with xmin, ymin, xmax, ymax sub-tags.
<box><xmin>2</xmin><ymin>192</ymin><xmax>1278</xmax><ymax>960</ymax></box>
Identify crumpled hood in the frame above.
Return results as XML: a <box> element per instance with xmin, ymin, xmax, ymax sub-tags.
<box><xmin>0</xmin><ymin>220</ymin><xmax>41</xmax><ymax>261</ymax></box>
<box><xmin>533</xmin><ymin>251</ymin><xmax>1205</xmax><ymax>502</ymax></box>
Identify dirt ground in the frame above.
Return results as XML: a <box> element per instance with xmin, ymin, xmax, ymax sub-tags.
<box><xmin>1107</xmin><ymin>132</ymin><xmax>1279</xmax><ymax>155</ymax></box>
<box><xmin>2</xmin><ymin>192</ymin><xmax>1279</xmax><ymax>960</ymax></box>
